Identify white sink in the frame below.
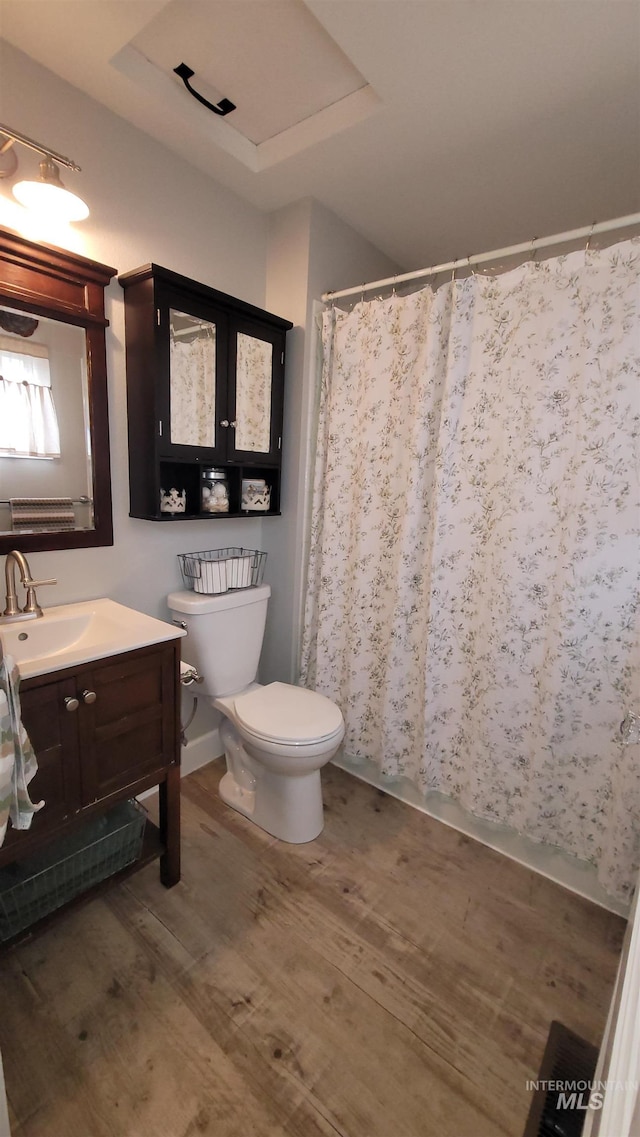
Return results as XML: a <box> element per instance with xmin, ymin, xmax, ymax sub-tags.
<box><xmin>0</xmin><ymin>598</ymin><xmax>186</xmax><ymax>679</ymax></box>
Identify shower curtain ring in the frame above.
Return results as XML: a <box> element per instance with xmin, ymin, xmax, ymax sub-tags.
<box><xmin>530</xmin><ymin>236</ymin><xmax>538</xmax><ymax>265</ymax></box>
<box><xmin>467</xmin><ymin>254</ymin><xmax>474</xmax><ymax>277</ymax></box>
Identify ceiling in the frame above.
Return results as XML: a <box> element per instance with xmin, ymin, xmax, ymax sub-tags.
<box><xmin>0</xmin><ymin>0</ymin><xmax>638</xmax><ymax>269</ymax></box>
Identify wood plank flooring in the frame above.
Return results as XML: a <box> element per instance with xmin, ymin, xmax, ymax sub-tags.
<box><xmin>0</xmin><ymin>762</ymin><xmax>625</xmax><ymax>1137</ymax></box>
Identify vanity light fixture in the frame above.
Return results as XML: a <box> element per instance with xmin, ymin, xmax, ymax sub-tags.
<box><xmin>0</xmin><ymin>124</ymin><xmax>89</xmax><ymax>222</ymax></box>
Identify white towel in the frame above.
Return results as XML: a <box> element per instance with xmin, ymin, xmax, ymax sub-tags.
<box><xmin>0</xmin><ymin>654</ymin><xmax>44</xmax><ymax>847</ymax></box>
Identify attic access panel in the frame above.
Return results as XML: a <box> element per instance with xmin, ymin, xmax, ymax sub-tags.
<box><xmin>113</xmin><ymin>0</ymin><xmax>380</xmax><ymax>170</ymax></box>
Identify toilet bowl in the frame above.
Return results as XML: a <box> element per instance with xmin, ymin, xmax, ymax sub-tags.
<box><xmin>216</xmin><ymin>683</ymin><xmax>344</xmax><ymax>842</ymax></box>
<box><xmin>167</xmin><ymin>586</ymin><xmax>345</xmax><ymax>843</ymax></box>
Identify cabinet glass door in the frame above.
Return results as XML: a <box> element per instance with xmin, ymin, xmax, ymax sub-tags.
<box><xmin>169</xmin><ymin>309</ymin><xmax>217</xmax><ymax>448</ymax></box>
<box><xmin>228</xmin><ymin>317</ymin><xmax>284</xmax><ymax>464</ymax></box>
<box><xmin>235</xmin><ymin>332</ymin><xmax>273</xmax><ymax>453</ymax></box>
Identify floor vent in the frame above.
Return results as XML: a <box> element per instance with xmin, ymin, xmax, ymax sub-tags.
<box><xmin>523</xmin><ymin>1020</ymin><xmax>599</xmax><ymax>1137</ymax></box>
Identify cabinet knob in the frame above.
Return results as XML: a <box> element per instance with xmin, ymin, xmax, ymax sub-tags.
<box><xmin>82</xmin><ymin>690</ymin><xmax>97</xmax><ymax>705</ymax></box>
<box><xmin>220</xmin><ymin>419</ymin><xmax>229</xmax><ymax>427</ymax></box>
<box><xmin>230</xmin><ymin>420</ymin><xmax>237</xmax><ymax>428</ymax></box>
<box><xmin>64</xmin><ymin>696</ymin><xmax>79</xmax><ymax>712</ymax></box>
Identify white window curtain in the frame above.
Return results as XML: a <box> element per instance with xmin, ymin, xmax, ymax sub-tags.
<box><xmin>0</xmin><ymin>335</ymin><xmax>61</xmax><ymax>459</ymax></box>
<box><xmin>301</xmin><ymin>238</ymin><xmax>640</xmax><ymax>903</ymax></box>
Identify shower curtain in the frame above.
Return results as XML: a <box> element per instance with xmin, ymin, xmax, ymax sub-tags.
<box><xmin>301</xmin><ymin>239</ymin><xmax>640</xmax><ymax>901</ymax></box>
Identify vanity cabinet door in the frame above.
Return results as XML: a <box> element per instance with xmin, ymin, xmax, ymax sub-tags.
<box><xmin>79</xmin><ymin>644</ymin><xmax>178</xmax><ymax>805</ymax></box>
<box><xmin>6</xmin><ymin>678</ymin><xmax>83</xmax><ymax>844</ymax></box>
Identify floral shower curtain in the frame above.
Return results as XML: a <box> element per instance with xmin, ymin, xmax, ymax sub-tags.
<box><xmin>301</xmin><ymin>239</ymin><xmax>640</xmax><ymax>901</ymax></box>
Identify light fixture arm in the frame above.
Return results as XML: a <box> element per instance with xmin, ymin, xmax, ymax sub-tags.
<box><xmin>0</xmin><ymin>123</ymin><xmax>81</xmax><ymax>172</ymax></box>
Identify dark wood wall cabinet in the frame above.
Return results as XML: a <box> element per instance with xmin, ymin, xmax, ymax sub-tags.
<box><xmin>0</xmin><ymin>640</ymin><xmax>181</xmax><ymax>942</ymax></box>
<box><xmin>119</xmin><ymin>263</ymin><xmax>293</xmax><ymax>521</ymax></box>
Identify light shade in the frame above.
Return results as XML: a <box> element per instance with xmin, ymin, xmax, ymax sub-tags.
<box><xmin>13</xmin><ymin>156</ymin><xmax>89</xmax><ymax>222</ymax></box>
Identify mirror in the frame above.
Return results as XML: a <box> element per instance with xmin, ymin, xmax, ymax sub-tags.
<box><xmin>169</xmin><ymin>308</ymin><xmax>217</xmax><ymax>448</ymax></box>
<box><xmin>167</xmin><ymin>313</ymin><xmax>274</xmax><ymax>455</ymax></box>
<box><xmin>0</xmin><ymin>225</ymin><xmax>116</xmax><ymax>554</ymax></box>
<box><xmin>235</xmin><ymin>332</ymin><xmax>272</xmax><ymax>453</ymax></box>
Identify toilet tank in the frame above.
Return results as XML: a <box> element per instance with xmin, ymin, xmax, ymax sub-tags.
<box><xmin>167</xmin><ymin>583</ymin><xmax>270</xmax><ymax>697</ymax></box>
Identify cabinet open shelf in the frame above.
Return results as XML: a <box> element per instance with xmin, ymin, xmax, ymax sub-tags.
<box><xmin>156</xmin><ymin>461</ymin><xmax>281</xmax><ymax>520</ymax></box>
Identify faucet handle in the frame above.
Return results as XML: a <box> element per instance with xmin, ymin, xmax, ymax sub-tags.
<box><xmin>22</xmin><ymin>578</ymin><xmax>57</xmax><ymax>617</ymax></box>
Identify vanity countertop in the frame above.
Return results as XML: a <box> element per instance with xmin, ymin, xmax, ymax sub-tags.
<box><xmin>0</xmin><ymin>598</ymin><xmax>186</xmax><ymax>680</ymax></box>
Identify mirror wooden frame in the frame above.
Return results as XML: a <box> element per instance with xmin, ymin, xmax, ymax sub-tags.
<box><xmin>0</xmin><ymin>225</ymin><xmax>116</xmax><ymax>554</ymax></box>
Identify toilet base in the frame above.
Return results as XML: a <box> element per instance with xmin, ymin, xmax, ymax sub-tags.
<box><xmin>219</xmin><ymin>766</ymin><xmax>324</xmax><ymax>844</ymax></box>
<box><xmin>219</xmin><ymin>770</ymin><xmax>256</xmax><ymax>820</ymax></box>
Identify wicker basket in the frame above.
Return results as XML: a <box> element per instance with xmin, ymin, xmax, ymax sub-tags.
<box><xmin>0</xmin><ymin>800</ymin><xmax>146</xmax><ymax>941</ymax></box>
<box><xmin>178</xmin><ymin>547</ymin><xmax>266</xmax><ymax>595</ymax></box>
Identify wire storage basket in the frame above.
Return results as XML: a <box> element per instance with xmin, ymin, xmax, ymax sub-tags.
<box><xmin>178</xmin><ymin>547</ymin><xmax>266</xmax><ymax>595</ymax></box>
<box><xmin>0</xmin><ymin>800</ymin><xmax>146</xmax><ymax>942</ymax></box>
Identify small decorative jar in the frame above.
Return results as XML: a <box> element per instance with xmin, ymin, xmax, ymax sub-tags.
<box><xmin>160</xmin><ymin>487</ymin><xmax>186</xmax><ymax>514</ymax></box>
<box><xmin>241</xmin><ymin>478</ymin><xmax>271</xmax><ymax>512</ymax></box>
<box><xmin>201</xmin><ymin>468</ymin><xmax>230</xmax><ymax>513</ymax></box>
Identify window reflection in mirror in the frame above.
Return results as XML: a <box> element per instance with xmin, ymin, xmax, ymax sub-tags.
<box><xmin>169</xmin><ymin>309</ymin><xmax>217</xmax><ymax>448</ymax></box>
<box><xmin>235</xmin><ymin>332</ymin><xmax>272</xmax><ymax>453</ymax></box>
<box><xmin>0</xmin><ymin>306</ymin><xmax>93</xmax><ymax>535</ymax></box>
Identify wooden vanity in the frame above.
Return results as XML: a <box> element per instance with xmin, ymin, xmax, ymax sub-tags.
<box><xmin>0</xmin><ymin>634</ymin><xmax>182</xmax><ymax>945</ymax></box>
<box><xmin>0</xmin><ymin>227</ymin><xmax>185</xmax><ymax>947</ymax></box>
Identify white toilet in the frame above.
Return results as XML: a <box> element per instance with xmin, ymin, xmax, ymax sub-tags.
<box><xmin>167</xmin><ymin>584</ymin><xmax>345</xmax><ymax>843</ymax></box>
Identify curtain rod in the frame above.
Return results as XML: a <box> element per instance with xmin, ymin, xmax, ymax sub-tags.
<box><xmin>322</xmin><ymin>212</ymin><xmax>640</xmax><ymax>303</ymax></box>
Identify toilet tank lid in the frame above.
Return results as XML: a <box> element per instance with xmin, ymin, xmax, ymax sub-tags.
<box><xmin>234</xmin><ymin>682</ymin><xmax>344</xmax><ymax>743</ymax></box>
<box><xmin>168</xmin><ymin>583</ymin><xmax>271</xmax><ymax>614</ymax></box>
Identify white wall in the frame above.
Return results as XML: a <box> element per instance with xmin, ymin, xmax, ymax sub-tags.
<box><xmin>261</xmin><ymin>199</ymin><xmax>399</xmax><ymax>683</ymax></box>
<box><xmin>0</xmin><ymin>41</ymin><xmax>398</xmax><ymax>745</ymax></box>
<box><xmin>0</xmin><ymin>40</ymin><xmax>272</xmax><ymax>745</ymax></box>
<box><xmin>0</xmin><ymin>41</ymin><xmax>269</xmax><ymax>620</ymax></box>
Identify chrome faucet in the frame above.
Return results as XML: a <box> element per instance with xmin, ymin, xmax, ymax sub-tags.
<box><xmin>1</xmin><ymin>550</ymin><xmax>57</xmax><ymax>622</ymax></box>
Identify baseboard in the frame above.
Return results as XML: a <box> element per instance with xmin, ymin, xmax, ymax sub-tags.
<box><xmin>180</xmin><ymin>727</ymin><xmax>221</xmax><ymax>777</ymax></box>
<box><xmin>332</xmin><ymin>753</ymin><xmax>629</xmax><ymax>917</ymax></box>
<box><xmin>137</xmin><ymin>729</ymin><xmax>222</xmax><ymax>802</ymax></box>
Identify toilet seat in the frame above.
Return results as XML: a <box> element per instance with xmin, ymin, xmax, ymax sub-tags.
<box><xmin>234</xmin><ymin>682</ymin><xmax>343</xmax><ymax>746</ymax></box>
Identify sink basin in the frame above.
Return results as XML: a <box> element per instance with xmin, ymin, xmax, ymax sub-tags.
<box><xmin>0</xmin><ymin>598</ymin><xmax>186</xmax><ymax>679</ymax></box>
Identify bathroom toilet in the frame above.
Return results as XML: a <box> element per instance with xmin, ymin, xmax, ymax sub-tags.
<box><xmin>167</xmin><ymin>584</ymin><xmax>345</xmax><ymax>843</ymax></box>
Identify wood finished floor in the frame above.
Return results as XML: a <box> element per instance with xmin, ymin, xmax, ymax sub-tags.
<box><xmin>0</xmin><ymin>762</ymin><xmax>625</xmax><ymax>1137</ymax></box>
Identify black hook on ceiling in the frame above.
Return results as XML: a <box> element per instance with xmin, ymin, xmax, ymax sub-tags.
<box><xmin>173</xmin><ymin>63</ymin><xmax>236</xmax><ymax>117</ymax></box>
